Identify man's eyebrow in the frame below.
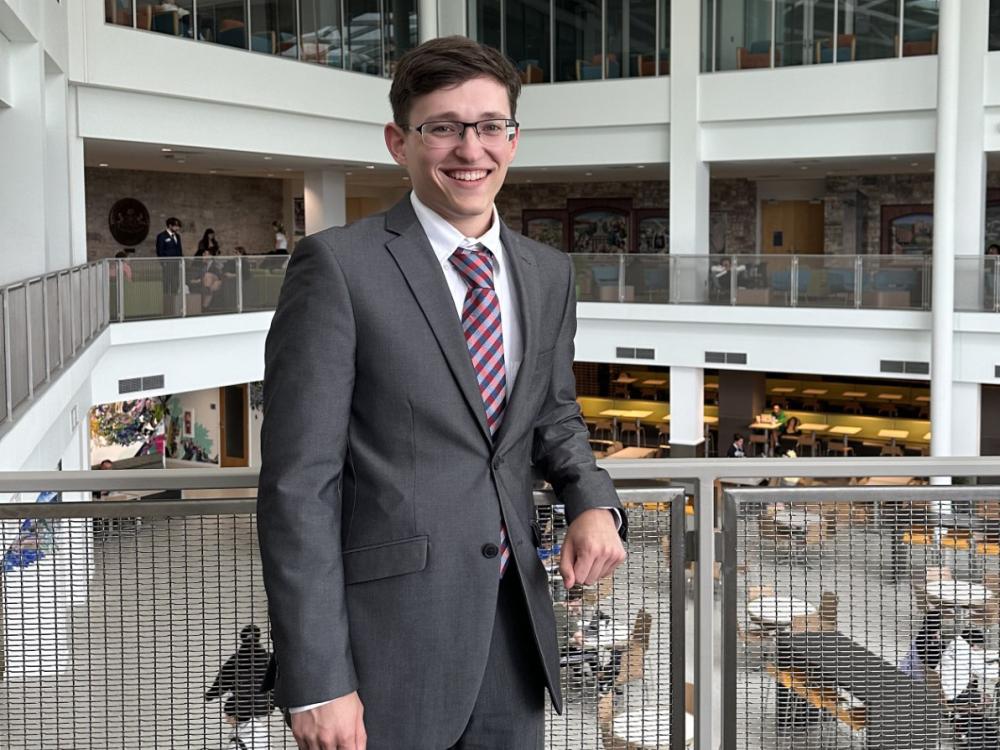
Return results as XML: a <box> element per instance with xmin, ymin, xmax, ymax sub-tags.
<box><xmin>421</xmin><ymin>111</ymin><xmax>511</xmax><ymax>121</ymax></box>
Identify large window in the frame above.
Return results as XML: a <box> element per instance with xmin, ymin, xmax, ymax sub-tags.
<box><xmin>107</xmin><ymin>0</ymin><xmax>415</xmax><ymax>78</ymax></box>
<box><xmin>469</xmin><ymin>0</ymin><xmax>670</xmax><ymax>82</ymax></box>
<box><xmin>704</xmin><ymin>0</ymin><xmax>937</xmax><ymax>72</ymax></box>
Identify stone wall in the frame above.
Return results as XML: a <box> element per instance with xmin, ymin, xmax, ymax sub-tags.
<box><xmin>85</xmin><ymin>168</ymin><xmax>284</xmax><ymax>260</ymax></box>
<box><xmin>823</xmin><ymin>174</ymin><xmax>935</xmax><ymax>254</ymax></box>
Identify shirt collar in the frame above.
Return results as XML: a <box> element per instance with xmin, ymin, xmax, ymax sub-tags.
<box><xmin>409</xmin><ymin>192</ymin><xmax>504</xmax><ymax>267</ymax></box>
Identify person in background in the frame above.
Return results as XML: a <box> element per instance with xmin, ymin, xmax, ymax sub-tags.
<box><xmin>155</xmin><ymin>217</ymin><xmax>183</xmax><ymax>316</ymax></box>
<box><xmin>272</xmin><ymin>221</ymin><xmax>288</xmax><ymax>254</ymax></box>
<box><xmin>197</xmin><ymin>228</ymin><xmax>220</xmax><ymax>256</ymax></box>
<box><xmin>771</xmin><ymin>403</ymin><xmax>789</xmax><ymax>427</ymax></box>
<box><xmin>899</xmin><ymin>609</ymin><xmax>944</xmax><ymax>683</ymax></box>
<box><xmin>938</xmin><ymin>627</ymin><xmax>1000</xmax><ymax>749</ymax></box>
<box><xmin>206</xmin><ymin>624</ymin><xmax>275</xmax><ymax>749</ymax></box>
<box><xmin>727</xmin><ymin>433</ymin><xmax>746</xmax><ymax>458</ymax></box>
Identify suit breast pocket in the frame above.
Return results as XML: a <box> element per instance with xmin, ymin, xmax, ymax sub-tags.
<box><xmin>342</xmin><ymin>535</ymin><xmax>428</xmax><ymax>585</ymax></box>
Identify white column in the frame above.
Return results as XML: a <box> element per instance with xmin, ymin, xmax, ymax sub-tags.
<box><xmin>303</xmin><ymin>168</ymin><xmax>347</xmax><ymax>236</ymax></box>
<box><xmin>951</xmin><ymin>382</ymin><xmax>981</xmax><ymax>458</ymax></box>
<box><xmin>66</xmin><ymin>85</ymin><xmax>89</xmax><ymax>265</ymax></box>
<box><xmin>930</xmin><ymin>0</ymin><xmax>986</xmax><ymax>460</ymax></box>
<box><xmin>667</xmin><ymin>366</ymin><xmax>704</xmax><ymax>453</ymax></box>
<box><xmin>437</xmin><ymin>0</ymin><xmax>465</xmax><ymax>37</ymax></box>
<box><xmin>418</xmin><ymin>0</ymin><xmax>438</xmax><ymax>42</ymax></box>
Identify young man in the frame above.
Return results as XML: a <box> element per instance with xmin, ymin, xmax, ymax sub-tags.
<box><xmin>155</xmin><ymin>217</ymin><xmax>183</xmax><ymax>315</ymax></box>
<box><xmin>258</xmin><ymin>37</ymin><xmax>626</xmax><ymax>750</ymax></box>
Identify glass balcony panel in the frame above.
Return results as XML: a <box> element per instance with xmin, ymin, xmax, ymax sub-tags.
<box><xmin>59</xmin><ymin>273</ymin><xmax>71</xmax><ymax>363</ymax></box>
<box><xmin>842</xmin><ymin>0</ymin><xmax>897</xmax><ymax>61</ymax></box>
<box><xmin>46</xmin><ymin>276</ymin><xmax>60</xmax><ymax>372</ymax></box>
<box><xmin>298</xmin><ymin>0</ymin><xmax>344</xmax><ymax>66</ymax></box>
<box><xmin>0</xmin><ymin>293</ymin><xmax>6</xmax><ymax>423</ymax></box>
<box><xmin>106</xmin><ymin>0</ymin><xmax>134</xmax><ymax>27</ymax></box>
<box><xmin>8</xmin><ymin>285</ymin><xmax>28</xmax><ymax>410</ymax></box>
<box><xmin>123</xmin><ymin>259</ymin><xmax>182</xmax><ymax>321</ymax></box>
<box><xmin>555</xmin><ymin>0</ymin><xmax>604</xmax><ymax>81</ymax></box>
<box><xmin>136</xmin><ymin>0</ymin><xmax>193</xmax><ymax>37</ymax></box>
<box><xmin>384</xmin><ymin>0</ymin><xmax>418</xmax><ymax>76</ymax></box>
<box><xmin>955</xmin><ymin>255</ymin><xmax>997</xmax><ymax>312</ymax></box>
<box><xmin>198</xmin><ymin>0</ymin><xmax>249</xmax><ymax>48</ymax></box>
<box><xmin>860</xmin><ymin>254</ymin><xmax>929</xmax><ymax>310</ymax></box>
<box><xmin>623</xmin><ymin>254</ymin><xmax>670</xmax><ymax>303</ymax></box>
<box><xmin>573</xmin><ymin>254</ymin><xmax>622</xmax><ymax>302</ymax></box>
<box><xmin>793</xmin><ymin>255</ymin><xmax>857</xmax><ymax>308</ymax></box>
<box><xmin>71</xmin><ymin>269</ymin><xmax>82</xmax><ymax>353</ymax></box>
<box><xmin>670</xmin><ymin>255</ymin><xmax>714</xmax><ymax>305</ymax></box>
<box><xmin>605</xmin><ymin>0</ymin><xmax>625</xmax><ymax>79</ymax></box>
<box><xmin>508</xmin><ymin>0</ymin><xmax>552</xmax><ymax>84</ymax></box>
<box><xmin>186</xmin><ymin>257</ymin><xmax>240</xmax><ymax>316</ymax></box>
<box><xmin>732</xmin><ymin>254</ymin><xmax>791</xmax><ymax>307</ymax></box>
<box><xmin>716</xmin><ymin>0</ymin><xmax>772</xmax><ymax>71</ymax></box>
<box><xmin>28</xmin><ymin>280</ymin><xmax>45</xmax><ymax>390</ymax></box>
<box><xmin>701</xmin><ymin>0</ymin><xmax>713</xmax><ymax>72</ymax></box>
<box><xmin>619</xmin><ymin>0</ymin><xmax>659</xmax><ymax>78</ymax></box>
<box><xmin>344</xmin><ymin>0</ymin><xmax>383</xmax><ymax>75</ymax></box>
<box><xmin>902</xmin><ymin>0</ymin><xmax>939</xmax><ymax>57</ymax></box>
<box><xmin>469</xmin><ymin>0</ymin><xmax>502</xmax><ymax>52</ymax></box>
<box><xmin>241</xmin><ymin>256</ymin><xmax>289</xmax><ymax>310</ymax></box>
<box><xmin>775</xmin><ymin>0</ymin><xmax>831</xmax><ymax>68</ymax></box>
<box><xmin>249</xmin><ymin>0</ymin><xmax>298</xmax><ymax>56</ymax></box>
<box><xmin>658</xmin><ymin>0</ymin><xmax>670</xmax><ymax>74</ymax></box>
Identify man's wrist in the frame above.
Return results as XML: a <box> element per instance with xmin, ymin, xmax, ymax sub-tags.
<box><xmin>289</xmin><ymin>698</ymin><xmax>336</xmax><ymax>713</ymax></box>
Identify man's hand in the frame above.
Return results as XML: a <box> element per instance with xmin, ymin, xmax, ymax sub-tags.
<box><xmin>559</xmin><ymin>508</ymin><xmax>626</xmax><ymax>589</ymax></box>
<box><xmin>290</xmin><ymin>691</ymin><xmax>366</xmax><ymax>750</ymax></box>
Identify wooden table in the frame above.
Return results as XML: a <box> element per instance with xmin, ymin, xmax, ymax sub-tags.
<box><xmin>802</xmin><ymin>388</ymin><xmax>828</xmax><ymax>396</ymax></box>
<box><xmin>923</xmin><ymin>432</ymin><xmax>931</xmax><ymax>441</ymax></box>
<box><xmin>749</xmin><ymin>420</ymin><xmax>782</xmax><ymax>456</ymax></box>
<box><xmin>877</xmin><ymin>393</ymin><xmax>904</xmax><ymax>401</ymax></box>
<box><xmin>614</xmin><ymin>375</ymin><xmax>638</xmax><ymax>384</ymax></box>
<box><xmin>878</xmin><ymin>428</ymin><xmax>909</xmax><ymax>450</ymax></box>
<box><xmin>770</xmin><ymin>386</ymin><xmax>796</xmax><ymax>394</ymax></box>
<box><xmin>642</xmin><ymin>378</ymin><xmax>667</xmax><ymax>386</ymax></box>
<box><xmin>915</xmin><ymin>395</ymin><xmax>930</xmax><ymax>403</ymax></box>
<box><xmin>662</xmin><ymin>415</ymin><xmax>718</xmax><ymax>424</ymax></box>
<box><xmin>828</xmin><ymin>425</ymin><xmax>862</xmax><ymax>447</ymax></box>
<box><xmin>606</xmin><ymin>447</ymin><xmax>658</xmax><ymax>459</ymax></box>
<box><xmin>841</xmin><ymin>391</ymin><xmax>868</xmax><ymax>398</ymax></box>
<box><xmin>747</xmin><ymin>596</ymin><xmax>816</xmax><ymax>626</ymax></box>
<box><xmin>797</xmin><ymin>423</ymin><xmax>829</xmax><ymax>434</ymax></box>
<box><xmin>600</xmin><ymin>409</ymin><xmax>654</xmax><ymax>445</ymax></box>
<box><xmin>611</xmin><ymin>709</ymin><xmax>694</xmax><ymax>749</ymax></box>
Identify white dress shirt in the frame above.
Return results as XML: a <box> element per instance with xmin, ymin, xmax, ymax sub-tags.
<box><xmin>937</xmin><ymin>636</ymin><xmax>1000</xmax><ymax>701</ymax></box>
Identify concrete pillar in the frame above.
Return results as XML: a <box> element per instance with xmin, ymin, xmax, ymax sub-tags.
<box><xmin>418</xmin><ymin>0</ymin><xmax>438</xmax><ymax>42</ymax></box>
<box><xmin>718</xmin><ymin>370</ymin><xmax>766</xmax><ymax>457</ymax></box>
<box><xmin>66</xmin><ymin>85</ymin><xmax>88</xmax><ymax>265</ymax></box>
<box><xmin>303</xmin><ymin>168</ymin><xmax>347</xmax><ymax>236</ymax></box>
<box><xmin>668</xmin><ymin>366</ymin><xmax>704</xmax><ymax>457</ymax></box>
<box><xmin>437</xmin><ymin>0</ymin><xmax>465</xmax><ymax>37</ymax></box>
<box><xmin>930</xmin><ymin>0</ymin><xmax>986</xmax><ymax>459</ymax></box>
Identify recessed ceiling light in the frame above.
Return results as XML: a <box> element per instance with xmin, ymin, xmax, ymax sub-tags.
<box><xmin>177</xmin><ymin>159</ymin><xmax>186</xmax><ymax>164</ymax></box>
<box><xmin>585</xmin><ymin>171</ymin><xmax>592</xmax><ymax>176</ymax></box>
<box><xmin>345</xmin><ymin>171</ymin><xmax>353</xmax><ymax>176</ymax></box>
<box><xmin>526</xmin><ymin>179</ymin><xmax>533</xmax><ymax>183</ymax></box>
<box><xmin>209</xmin><ymin>170</ymin><xmax>217</xmax><ymax>174</ymax></box>
<box><xmin>890</xmin><ymin>156</ymin><xmax>898</xmax><ymax>161</ymax></box>
<box><xmin>910</xmin><ymin>162</ymin><xmax>919</xmax><ymax>167</ymax></box>
<box><xmin>540</xmin><ymin>167</ymin><xmax>548</xmax><ymax>171</ymax></box>
<box><xmin>98</xmin><ymin>162</ymin><xmax>109</xmax><ymax>167</ymax></box>
<box><xmin>284</xmin><ymin>168</ymin><xmax>293</xmax><ymax>172</ymax></box>
<box><xmin>800</xmin><ymin>166</ymin><xmax>809</xmax><ymax>170</ymax></box>
<box><xmin>402</xmin><ymin>176</ymin><xmax>409</xmax><ymax>181</ymax></box>
<box><xmin>161</xmin><ymin>147</ymin><xmax>172</xmax><ymax>152</ymax></box>
<box><xmin>636</xmin><ymin>165</ymin><xmax>645</xmax><ymax>169</ymax></box>
<box><xmin>365</xmin><ymin>165</ymin><xmax>375</xmax><ymax>170</ymax></box>
<box><xmin>263</xmin><ymin>156</ymin><xmax>273</xmax><ymax>161</ymax></box>
<box><xmin>267</xmin><ymin>173</ymin><xmax>274</xmax><ymax>177</ymax></box>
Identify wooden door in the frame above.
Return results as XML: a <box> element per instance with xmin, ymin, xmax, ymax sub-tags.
<box><xmin>219</xmin><ymin>384</ymin><xmax>249</xmax><ymax>467</ymax></box>
<box><xmin>761</xmin><ymin>200</ymin><xmax>825</xmax><ymax>254</ymax></box>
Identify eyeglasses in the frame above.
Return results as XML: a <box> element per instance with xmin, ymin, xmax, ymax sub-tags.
<box><xmin>408</xmin><ymin>119</ymin><xmax>519</xmax><ymax>148</ymax></box>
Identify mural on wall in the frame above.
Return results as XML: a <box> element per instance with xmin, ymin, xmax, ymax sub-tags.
<box><xmin>90</xmin><ymin>398</ymin><xmax>167</xmax><ymax>454</ymax></box>
<box><xmin>165</xmin><ymin>396</ymin><xmax>218</xmax><ymax>464</ymax></box>
<box><xmin>636</xmin><ymin>214</ymin><xmax>669</xmax><ymax>253</ymax></box>
<box><xmin>108</xmin><ymin>198</ymin><xmax>151</xmax><ymax>247</ymax></box>
<box><xmin>572</xmin><ymin>210</ymin><xmax>629</xmax><ymax>253</ymax></box>
<box><xmin>3</xmin><ymin>491</ymin><xmax>60</xmax><ymax>573</ymax></box>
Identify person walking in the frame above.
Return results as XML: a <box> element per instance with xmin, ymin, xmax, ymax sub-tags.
<box><xmin>206</xmin><ymin>625</ymin><xmax>275</xmax><ymax>749</ymax></box>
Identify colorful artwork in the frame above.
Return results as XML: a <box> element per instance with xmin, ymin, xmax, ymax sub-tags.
<box><xmin>637</xmin><ymin>216</ymin><xmax>669</xmax><ymax>253</ymax></box>
<box><xmin>90</xmin><ymin>398</ymin><xmax>167</xmax><ymax>448</ymax></box>
<box><xmin>165</xmin><ymin>396</ymin><xmax>218</xmax><ymax>464</ymax></box>
<box><xmin>889</xmin><ymin>213</ymin><xmax>933</xmax><ymax>255</ymax></box>
<box><xmin>572</xmin><ymin>210</ymin><xmax>629</xmax><ymax>254</ymax></box>
<box><xmin>3</xmin><ymin>491</ymin><xmax>60</xmax><ymax>573</ymax></box>
<box><xmin>525</xmin><ymin>217</ymin><xmax>565</xmax><ymax>250</ymax></box>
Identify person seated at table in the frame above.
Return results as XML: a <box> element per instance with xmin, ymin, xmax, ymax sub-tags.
<box><xmin>709</xmin><ymin>258</ymin><xmax>746</xmax><ymax>303</ymax></box>
<box><xmin>939</xmin><ymin>628</ymin><xmax>1000</xmax><ymax>750</ymax></box>
<box><xmin>727</xmin><ymin>433</ymin><xmax>746</xmax><ymax>458</ymax></box>
<box><xmin>899</xmin><ymin>609</ymin><xmax>945</xmax><ymax>683</ymax></box>
<box><xmin>771</xmin><ymin>403</ymin><xmax>789</xmax><ymax>428</ymax></box>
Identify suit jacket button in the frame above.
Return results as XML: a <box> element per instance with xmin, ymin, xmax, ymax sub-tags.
<box><xmin>491</xmin><ymin>457</ymin><xmax>502</xmax><ymax>470</ymax></box>
<box><xmin>481</xmin><ymin>543</ymin><xmax>499</xmax><ymax>559</ymax></box>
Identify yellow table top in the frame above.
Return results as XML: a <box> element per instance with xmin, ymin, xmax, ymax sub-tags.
<box><xmin>749</xmin><ymin>421</ymin><xmax>782</xmax><ymax>430</ymax></box>
<box><xmin>923</xmin><ymin>432</ymin><xmax>932</xmax><ymax>441</ymax></box>
<box><xmin>662</xmin><ymin>415</ymin><xmax>719</xmax><ymax>424</ymax></box>
<box><xmin>605</xmin><ymin>447</ymin><xmax>659</xmax><ymax>459</ymax></box>
<box><xmin>642</xmin><ymin>379</ymin><xmax>667</xmax><ymax>386</ymax></box>
<box><xmin>614</xmin><ymin>376</ymin><xmax>638</xmax><ymax>384</ymax></box>
<box><xmin>878</xmin><ymin>429</ymin><xmax>909</xmax><ymax>440</ymax></box>
<box><xmin>797</xmin><ymin>423</ymin><xmax>830</xmax><ymax>432</ymax></box>
<box><xmin>915</xmin><ymin>395</ymin><xmax>931</xmax><ymax>403</ymax></box>
<box><xmin>841</xmin><ymin>391</ymin><xmax>868</xmax><ymax>398</ymax></box>
<box><xmin>877</xmin><ymin>393</ymin><xmax>904</xmax><ymax>400</ymax></box>
<box><xmin>802</xmin><ymin>389</ymin><xmax>828</xmax><ymax>396</ymax></box>
<box><xmin>829</xmin><ymin>425</ymin><xmax>862</xmax><ymax>436</ymax></box>
<box><xmin>600</xmin><ymin>409</ymin><xmax>654</xmax><ymax>419</ymax></box>
<box><xmin>770</xmin><ymin>387</ymin><xmax>796</xmax><ymax>394</ymax></box>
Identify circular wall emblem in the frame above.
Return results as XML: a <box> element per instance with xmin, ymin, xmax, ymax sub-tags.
<box><xmin>108</xmin><ymin>198</ymin><xmax>150</xmax><ymax>246</ymax></box>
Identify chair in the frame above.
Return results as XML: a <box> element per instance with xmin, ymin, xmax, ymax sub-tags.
<box><xmin>895</xmin><ymin>30</ymin><xmax>938</xmax><ymax>57</ymax></box>
<box><xmin>815</xmin><ymin>34</ymin><xmax>856</xmax><ymax>63</ymax></box>
<box><xmin>151</xmin><ymin>9</ymin><xmax>179</xmax><ymax>35</ymax></box>
<box><xmin>636</xmin><ymin>53</ymin><xmax>669</xmax><ymax>76</ymax></box>
<box><xmin>596</xmin><ymin>692</ymin><xmax>622</xmax><ymax>750</ymax></box>
<box><xmin>251</xmin><ymin>31</ymin><xmax>277</xmax><ymax>54</ymax></box>
<box><xmin>877</xmin><ymin>404</ymin><xmax>899</xmax><ymax>418</ymax></box>
<box><xmin>880</xmin><ymin>443</ymin><xmax>904</xmax><ymax>457</ymax></box>
<box><xmin>657</xmin><ymin>422</ymin><xmax>670</xmax><ymax>444</ymax></box>
<box><xmin>216</xmin><ymin>20</ymin><xmax>247</xmax><ymax>48</ymax></box>
<box><xmin>619</xmin><ymin>421</ymin><xmax>642</xmax><ymax>446</ymax></box>
<box><xmin>611</xmin><ymin>382</ymin><xmax>631</xmax><ymax>399</ymax></box>
<box><xmin>737</xmin><ymin>41</ymin><xmax>779</xmax><ymax>69</ymax></box>
<box><xmin>614</xmin><ymin>609</ymin><xmax>653</xmax><ymax>688</ymax></box>
<box><xmin>575</xmin><ymin>54</ymin><xmax>620</xmax><ymax>80</ymax></box>
<box><xmin>843</xmin><ymin>401</ymin><xmax>864</xmax><ymax>414</ymax></box>
<box><xmin>517</xmin><ymin>60</ymin><xmax>544</xmax><ymax>84</ymax></box>
<box><xmin>796</xmin><ymin>432</ymin><xmax>821</xmax><ymax>457</ymax></box>
<box><xmin>749</xmin><ymin>433</ymin><xmax>769</xmax><ymax>456</ymax></box>
<box><xmin>592</xmin><ymin>419</ymin><xmax>614</xmax><ymax>440</ymax></box>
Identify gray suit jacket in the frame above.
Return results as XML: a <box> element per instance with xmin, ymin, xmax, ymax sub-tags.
<box><xmin>257</xmin><ymin>196</ymin><xmax>623</xmax><ymax>748</ymax></box>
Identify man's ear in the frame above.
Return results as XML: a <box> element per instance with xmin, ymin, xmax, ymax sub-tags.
<box><xmin>384</xmin><ymin>122</ymin><xmax>408</xmax><ymax>167</ymax></box>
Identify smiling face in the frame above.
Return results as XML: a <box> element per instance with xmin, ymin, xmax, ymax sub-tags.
<box><xmin>385</xmin><ymin>76</ymin><xmax>518</xmax><ymax>238</ymax></box>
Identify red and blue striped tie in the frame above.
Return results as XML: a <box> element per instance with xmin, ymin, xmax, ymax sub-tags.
<box><xmin>450</xmin><ymin>244</ymin><xmax>511</xmax><ymax>576</ymax></box>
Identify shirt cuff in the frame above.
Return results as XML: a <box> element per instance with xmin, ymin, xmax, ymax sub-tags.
<box><xmin>289</xmin><ymin>699</ymin><xmax>335</xmax><ymax>714</ymax></box>
<box><xmin>600</xmin><ymin>506</ymin><xmax>623</xmax><ymax>531</ymax></box>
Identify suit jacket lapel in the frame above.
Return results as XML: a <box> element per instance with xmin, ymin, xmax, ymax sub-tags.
<box><xmin>384</xmin><ymin>198</ymin><xmax>492</xmax><ymax>444</ymax></box>
<box><xmin>494</xmin><ymin>224</ymin><xmax>541</xmax><ymax>454</ymax></box>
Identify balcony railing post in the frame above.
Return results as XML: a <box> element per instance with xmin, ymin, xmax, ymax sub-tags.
<box><xmin>179</xmin><ymin>258</ymin><xmax>187</xmax><ymax>318</ymax></box>
<box><xmin>42</xmin><ymin>276</ymin><xmax>51</xmax><ymax>383</ymax></box>
<box><xmin>618</xmin><ymin>253</ymin><xmax>626</xmax><ymax>303</ymax></box>
<box><xmin>854</xmin><ymin>255</ymin><xmax>863</xmax><ymax>308</ymax></box>
<box><xmin>923</xmin><ymin>254</ymin><xmax>932</xmax><ymax>311</ymax></box>
<box><xmin>994</xmin><ymin>256</ymin><xmax>999</xmax><ymax>313</ymax></box>
<box><xmin>3</xmin><ymin>288</ymin><xmax>12</xmax><ymax>423</ymax></box>
<box><xmin>729</xmin><ymin>254</ymin><xmax>737</xmax><ymax>305</ymax></box>
<box><xmin>790</xmin><ymin>256</ymin><xmax>799</xmax><ymax>307</ymax></box>
<box><xmin>24</xmin><ymin>282</ymin><xmax>33</xmax><ymax>400</ymax></box>
<box><xmin>236</xmin><ymin>256</ymin><xmax>244</xmax><ymax>313</ymax></box>
<box><xmin>117</xmin><ymin>259</ymin><xmax>125</xmax><ymax>323</ymax></box>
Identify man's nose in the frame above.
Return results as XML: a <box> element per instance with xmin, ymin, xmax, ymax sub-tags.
<box><xmin>453</xmin><ymin>126</ymin><xmax>486</xmax><ymax>159</ymax></box>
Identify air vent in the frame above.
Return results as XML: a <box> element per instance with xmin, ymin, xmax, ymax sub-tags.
<box><xmin>904</xmin><ymin>361</ymin><xmax>929</xmax><ymax>375</ymax></box>
<box><xmin>705</xmin><ymin>351</ymin><xmax>726</xmax><ymax>364</ymax></box>
<box><xmin>880</xmin><ymin>360</ymin><xmax>905</xmax><ymax>374</ymax></box>
<box><xmin>635</xmin><ymin>348</ymin><xmax>655</xmax><ymax>360</ymax></box>
<box><xmin>118</xmin><ymin>375</ymin><xmax>165</xmax><ymax>395</ymax></box>
<box><xmin>616</xmin><ymin>347</ymin><xmax>636</xmax><ymax>359</ymax></box>
<box><xmin>726</xmin><ymin>352</ymin><xmax>747</xmax><ymax>365</ymax></box>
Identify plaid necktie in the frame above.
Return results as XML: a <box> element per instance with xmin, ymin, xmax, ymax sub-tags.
<box><xmin>449</xmin><ymin>244</ymin><xmax>511</xmax><ymax>575</ymax></box>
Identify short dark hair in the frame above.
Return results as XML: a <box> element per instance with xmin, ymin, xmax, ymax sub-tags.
<box><xmin>733</xmin><ymin>433</ymin><xmax>744</xmax><ymax>443</ymax></box>
<box><xmin>166</xmin><ymin>217</ymin><xmax>181</xmax><ymax>229</ymax></box>
<box><xmin>389</xmin><ymin>36</ymin><xmax>521</xmax><ymax>127</ymax></box>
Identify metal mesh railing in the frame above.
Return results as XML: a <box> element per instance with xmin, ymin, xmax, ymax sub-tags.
<box><xmin>723</xmin><ymin>485</ymin><xmax>1000</xmax><ymax>750</ymax></box>
<box><xmin>0</xmin><ymin>482</ymin><xmax>685</xmax><ymax>749</ymax></box>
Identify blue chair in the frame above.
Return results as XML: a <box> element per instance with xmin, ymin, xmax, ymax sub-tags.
<box><xmin>816</xmin><ymin>34</ymin><xmax>856</xmax><ymax>63</ymax></box>
<box><xmin>251</xmin><ymin>31</ymin><xmax>276</xmax><ymax>53</ymax></box>
<box><xmin>874</xmin><ymin>268</ymin><xmax>917</xmax><ymax>291</ymax></box>
<box><xmin>216</xmin><ymin>25</ymin><xmax>247</xmax><ymax>49</ymax></box>
<box><xmin>151</xmin><ymin>10</ymin><xmax>179</xmax><ymax>35</ymax></box>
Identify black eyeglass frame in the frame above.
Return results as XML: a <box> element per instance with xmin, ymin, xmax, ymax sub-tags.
<box><xmin>405</xmin><ymin>119</ymin><xmax>520</xmax><ymax>146</ymax></box>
